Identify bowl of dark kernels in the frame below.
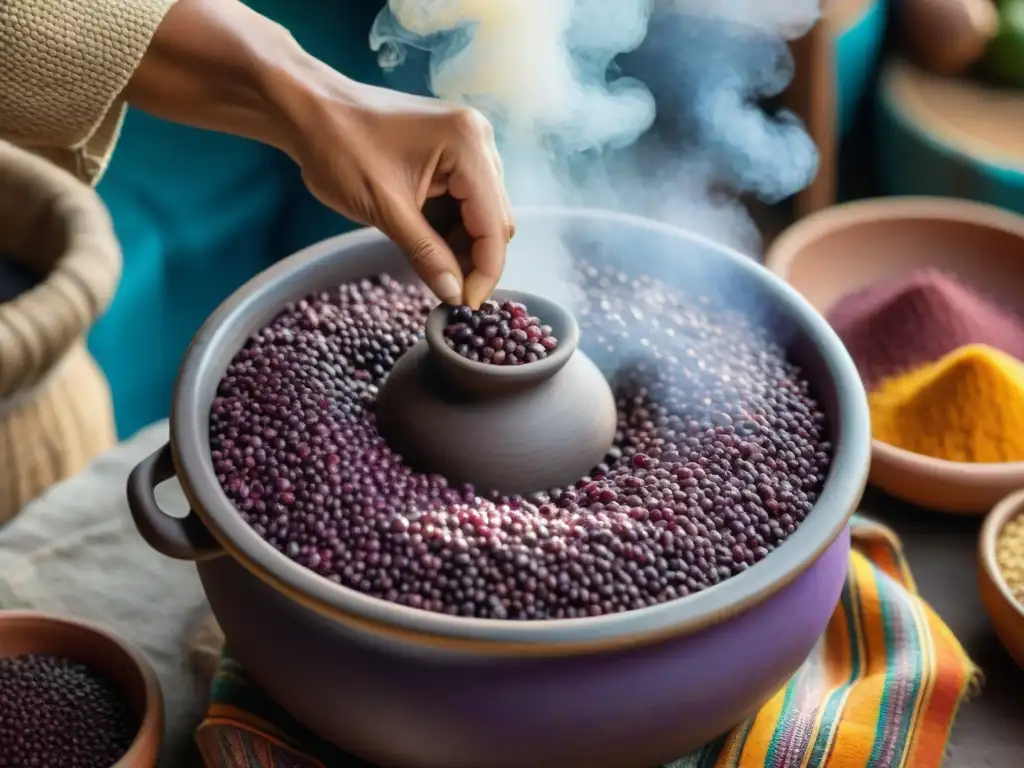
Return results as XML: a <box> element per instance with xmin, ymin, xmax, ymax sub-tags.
<box><xmin>127</xmin><ymin>208</ymin><xmax>870</xmax><ymax>768</ymax></box>
<box><xmin>0</xmin><ymin>611</ymin><xmax>163</xmax><ymax>767</ymax></box>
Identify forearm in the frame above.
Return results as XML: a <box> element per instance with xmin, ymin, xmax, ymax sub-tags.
<box><xmin>123</xmin><ymin>0</ymin><xmax>294</xmax><ymax>153</ymax></box>
<box><xmin>128</xmin><ymin>0</ymin><xmax>508</xmax><ymax>305</ymax></box>
<box><xmin>0</xmin><ymin>0</ymin><xmax>354</xmax><ymax>184</ymax></box>
<box><xmin>124</xmin><ymin>0</ymin><xmax>358</xmax><ymax>161</ymax></box>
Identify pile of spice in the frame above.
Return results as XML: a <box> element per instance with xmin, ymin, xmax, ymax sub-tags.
<box><xmin>0</xmin><ymin>653</ymin><xmax>138</xmax><ymax>767</ymax></box>
<box><xmin>210</xmin><ymin>266</ymin><xmax>832</xmax><ymax>621</ymax></box>
<box><xmin>870</xmin><ymin>344</ymin><xmax>1024</xmax><ymax>462</ymax></box>
<box><xmin>828</xmin><ymin>268</ymin><xmax>1024</xmax><ymax>389</ymax></box>
<box><xmin>827</xmin><ymin>267</ymin><xmax>1024</xmax><ymax>463</ymax></box>
<box><xmin>996</xmin><ymin>512</ymin><xmax>1024</xmax><ymax>604</ymax></box>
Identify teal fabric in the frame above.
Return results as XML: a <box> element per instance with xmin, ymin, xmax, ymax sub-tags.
<box><xmin>91</xmin><ymin>0</ymin><xmax>420</xmax><ymax>439</ymax></box>
<box><xmin>834</xmin><ymin>0</ymin><xmax>887</xmax><ymax>141</ymax></box>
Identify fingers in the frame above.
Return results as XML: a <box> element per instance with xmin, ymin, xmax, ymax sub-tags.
<box><xmin>457</xmin><ymin>189</ymin><xmax>507</xmax><ymax>308</ymax></box>
<box><xmin>504</xmin><ymin>201</ymin><xmax>516</xmax><ymax>242</ymax></box>
<box><xmin>491</xmin><ymin>150</ymin><xmax>516</xmax><ymax>242</ymax></box>
<box><xmin>379</xmin><ymin>197</ymin><xmax>465</xmax><ymax>305</ymax></box>
<box><xmin>448</xmin><ymin>142</ymin><xmax>512</xmax><ymax>308</ymax></box>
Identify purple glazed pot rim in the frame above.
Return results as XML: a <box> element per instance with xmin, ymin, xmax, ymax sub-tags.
<box><xmin>170</xmin><ymin>207</ymin><xmax>871</xmax><ymax>654</ymax></box>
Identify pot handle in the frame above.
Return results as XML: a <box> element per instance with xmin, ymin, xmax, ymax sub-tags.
<box><xmin>127</xmin><ymin>443</ymin><xmax>224</xmax><ymax>561</ymax></box>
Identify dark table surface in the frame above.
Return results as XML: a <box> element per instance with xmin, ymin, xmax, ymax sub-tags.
<box><xmin>861</xmin><ymin>489</ymin><xmax>1024</xmax><ymax>766</ymax></box>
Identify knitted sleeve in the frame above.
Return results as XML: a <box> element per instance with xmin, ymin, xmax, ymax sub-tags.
<box><xmin>0</xmin><ymin>0</ymin><xmax>178</xmax><ymax>186</ymax></box>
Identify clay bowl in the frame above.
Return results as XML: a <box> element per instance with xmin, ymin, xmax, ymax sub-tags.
<box><xmin>127</xmin><ymin>207</ymin><xmax>870</xmax><ymax>768</ymax></box>
<box><xmin>979</xmin><ymin>489</ymin><xmax>1024</xmax><ymax>671</ymax></box>
<box><xmin>765</xmin><ymin>197</ymin><xmax>1024</xmax><ymax>514</ymax></box>
<box><xmin>0</xmin><ymin>610</ymin><xmax>164</xmax><ymax>767</ymax></box>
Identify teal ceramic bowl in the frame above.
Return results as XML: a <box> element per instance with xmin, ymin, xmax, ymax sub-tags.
<box><xmin>877</xmin><ymin>56</ymin><xmax>1024</xmax><ymax>214</ymax></box>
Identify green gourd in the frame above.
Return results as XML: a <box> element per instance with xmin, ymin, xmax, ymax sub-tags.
<box><xmin>985</xmin><ymin>0</ymin><xmax>1024</xmax><ymax>87</ymax></box>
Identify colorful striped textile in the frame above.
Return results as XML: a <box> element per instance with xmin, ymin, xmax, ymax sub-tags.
<box><xmin>195</xmin><ymin>515</ymin><xmax>980</xmax><ymax>768</ymax></box>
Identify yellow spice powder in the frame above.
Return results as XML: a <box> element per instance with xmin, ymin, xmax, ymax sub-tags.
<box><xmin>869</xmin><ymin>344</ymin><xmax>1024</xmax><ymax>463</ymax></box>
<box><xmin>996</xmin><ymin>513</ymin><xmax>1024</xmax><ymax>605</ymax></box>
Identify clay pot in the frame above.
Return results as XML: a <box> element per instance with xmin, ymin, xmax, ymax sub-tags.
<box><xmin>899</xmin><ymin>0</ymin><xmax>999</xmax><ymax>76</ymax></box>
<box><xmin>376</xmin><ymin>290</ymin><xmax>616</xmax><ymax>496</ymax></box>
<box><xmin>127</xmin><ymin>209</ymin><xmax>870</xmax><ymax>768</ymax></box>
<box><xmin>0</xmin><ymin>610</ymin><xmax>164</xmax><ymax>767</ymax></box>
<box><xmin>0</xmin><ymin>141</ymin><xmax>120</xmax><ymax>523</ymax></box>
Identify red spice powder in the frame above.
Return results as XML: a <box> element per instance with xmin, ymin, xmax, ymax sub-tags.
<box><xmin>826</xmin><ymin>268</ymin><xmax>1024</xmax><ymax>388</ymax></box>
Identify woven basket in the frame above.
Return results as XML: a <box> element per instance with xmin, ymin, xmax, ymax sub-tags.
<box><xmin>0</xmin><ymin>140</ymin><xmax>121</xmax><ymax>523</ymax></box>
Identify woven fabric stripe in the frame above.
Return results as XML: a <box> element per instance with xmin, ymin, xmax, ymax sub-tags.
<box><xmin>194</xmin><ymin>518</ymin><xmax>980</xmax><ymax>768</ymax></box>
<box><xmin>803</xmin><ymin>581</ymin><xmax>863</xmax><ymax>767</ymax></box>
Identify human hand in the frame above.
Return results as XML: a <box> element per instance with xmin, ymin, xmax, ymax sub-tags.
<box><xmin>271</xmin><ymin>70</ymin><xmax>514</xmax><ymax>308</ymax></box>
<box><xmin>123</xmin><ymin>0</ymin><xmax>512</xmax><ymax>306</ymax></box>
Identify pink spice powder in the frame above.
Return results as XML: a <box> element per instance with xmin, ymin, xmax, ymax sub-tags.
<box><xmin>826</xmin><ymin>268</ymin><xmax>1024</xmax><ymax>389</ymax></box>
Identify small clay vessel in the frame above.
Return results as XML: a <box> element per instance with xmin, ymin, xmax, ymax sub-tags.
<box><xmin>375</xmin><ymin>289</ymin><xmax>617</xmax><ymax>497</ymax></box>
<box><xmin>0</xmin><ymin>611</ymin><xmax>164</xmax><ymax>767</ymax></box>
<box><xmin>979</xmin><ymin>488</ymin><xmax>1024</xmax><ymax>671</ymax></box>
<box><xmin>899</xmin><ymin>0</ymin><xmax>999</xmax><ymax>76</ymax></box>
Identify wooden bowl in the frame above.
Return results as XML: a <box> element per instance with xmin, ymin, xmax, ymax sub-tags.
<box><xmin>979</xmin><ymin>489</ymin><xmax>1024</xmax><ymax>671</ymax></box>
<box><xmin>0</xmin><ymin>611</ymin><xmax>164</xmax><ymax>767</ymax></box>
<box><xmin>765</xmin><ymin>196</ymin><xmax>1024</xmax><ymax>513</ymax></box>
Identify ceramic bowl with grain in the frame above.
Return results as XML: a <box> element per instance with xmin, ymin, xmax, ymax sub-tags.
<box><xmin>0</xmin><ymin>610</ymin><xmax>164</xmax><ymax>767</ymax></box>
<box><xmin>979</xmin><ymin>489</ymin><xmax>1024</xmax><ymax>671</ymax></box>
<box><xmin>766</xmin><ymin>196</ymin><xmax>1024</xmax><ymax>514</ymax></box>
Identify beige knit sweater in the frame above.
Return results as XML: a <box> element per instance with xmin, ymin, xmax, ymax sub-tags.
<box><xmin>0</xmin><ymin>0</ymin><xmax>178</xmax><ymax>186</ymax></box>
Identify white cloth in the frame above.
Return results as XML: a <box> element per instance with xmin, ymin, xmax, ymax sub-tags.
<box><xmin>0</xmin><ymin>420</ymin><xmax>209</xmax><ymax>768</ymax></box>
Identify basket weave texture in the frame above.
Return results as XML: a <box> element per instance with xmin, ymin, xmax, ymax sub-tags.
<box><xmin>0</xmin><ymin>140</ymin><xmax>121</xmax><ymax>523</ymax></box>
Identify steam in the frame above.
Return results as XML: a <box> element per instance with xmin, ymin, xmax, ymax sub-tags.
<box><xmin>369</xmin><ymin>0</ymin><xmax>819</xmax><ymax>303</ymax></box>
